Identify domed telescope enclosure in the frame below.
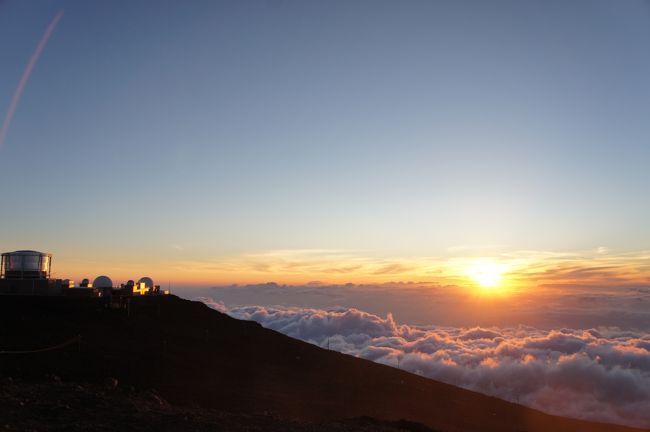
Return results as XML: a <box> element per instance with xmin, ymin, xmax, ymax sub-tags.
<box><xmin>93</xmin><ymin>275</ymin><xmax>113</xmax><ymax>289</ymax></box>
<box><xmin>137</xmin><ymin>277</ymin><xmax>154</xmax><ymax>288</ymax></box>
<box><xmin>1</xmin><ymin>250</ymin><xmax>52</xmax><ymax>279</ymax></box>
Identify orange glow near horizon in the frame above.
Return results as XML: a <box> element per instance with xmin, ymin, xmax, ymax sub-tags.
<box><xmin>43</xmin><ymin>248</ymin><xmax>650</xmax><ymax>290</ymax></box>
<box><xmin>464</xmin><ymin>260</ymin><xmax>508</xmax><ymax>291</ymax></box>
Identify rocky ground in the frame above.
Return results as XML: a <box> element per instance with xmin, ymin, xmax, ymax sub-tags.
<box><xmin>0</xmin><ymin>375</ymin><xmax>434</xmax><ymax>432</ymax></box>
<box><xmin>0</xmin><ymin>296</ymin><xmax>644</xmax><ymax>432</ymax></box>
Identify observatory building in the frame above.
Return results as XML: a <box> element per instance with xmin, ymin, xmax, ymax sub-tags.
<box><xmin>1</xmin><ymin>250</ymin><xmax>52</xmax><ymax>279</ymax></box>
<box><xmin>0</xmin><ymin>250</ymin><xmax>61</xmax><ymax>295</ymax></box>
<box><xmin>0</xmin><ymin>250</ymin><xmax>167</xmax><ymax>297</ymax></box>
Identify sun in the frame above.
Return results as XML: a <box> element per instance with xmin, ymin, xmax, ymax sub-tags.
<box><xmin>465</xmin><ymin>261</ymin><xmax>506</xmax><ymax>289</ymax></box>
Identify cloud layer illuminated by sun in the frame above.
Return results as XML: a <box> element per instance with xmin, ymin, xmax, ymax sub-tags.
<box><xmin>200</xmin><ymin>298</ymin><xmax>650</xmax><ymax>429</ymax></box>
<box><xmin>119</xmin><ymin>247</ymin><xmax>650</xmax><ymax>289</ymax></box>
<box><xmin>50</xmin><ymin>246</ymin><xmax>650</xmax><ymax>291</ymax></box>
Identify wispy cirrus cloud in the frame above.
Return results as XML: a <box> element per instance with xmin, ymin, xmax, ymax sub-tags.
<box><xmin>167</xmin><ymin>249</ymin><xmax>438</xmax><ymax>283</ymax></box>
<box><xmin>168</xmin><ymin>247</ymin><xmax>650</xmax><ymax>288</ymax></box>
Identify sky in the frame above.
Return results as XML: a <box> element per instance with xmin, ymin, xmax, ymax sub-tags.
<box><xmin>1</xmin><ymin>0</ymin><xmax>650</xmax><ymax>288</ymax></box>
<box><xmin>2</xmin><ymin>2</ymin><xmax>650</xmax><ymax>427</ymax></box>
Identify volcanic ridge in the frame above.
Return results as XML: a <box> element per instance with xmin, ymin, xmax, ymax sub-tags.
<box><xmin>0</xmin><ymin>295</ymin><xmax>645</xmax><ymax>432</ymax></box>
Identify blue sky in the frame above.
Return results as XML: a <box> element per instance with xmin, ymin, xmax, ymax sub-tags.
<box><xmin>1</xmin><ymin>0</ymin><xmax>649</xmax><ymax>283</ymax></box>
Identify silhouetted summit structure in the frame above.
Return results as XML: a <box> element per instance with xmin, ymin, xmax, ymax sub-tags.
<box><xmin>0</xmin><ymin>249</ymin><xmax>167</xmax><ymax>297</ymax></box>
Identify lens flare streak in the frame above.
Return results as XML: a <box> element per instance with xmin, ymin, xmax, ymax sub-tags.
<box><xmin>0</xmin><ymin>10</ymin><xmax>64</xmax><ymax>150</ymax></box>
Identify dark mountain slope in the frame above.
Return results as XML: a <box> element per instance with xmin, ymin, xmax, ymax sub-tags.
<box><xmin>0</xmin><ymin>376</ymin><xmax>437</xmax><ymax>432</ymax></box>
<box><xmin>0</xmin><ymin>295</ymin><xmax>644</xmax><ymax>432</ymax></box>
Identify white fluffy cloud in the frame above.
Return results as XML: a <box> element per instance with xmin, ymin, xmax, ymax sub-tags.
<box><xmin>199</xmin><ymin>282</ymin><xmax>650</xmax><ymax>330</ymax></box>
<box><xmin>198</xmin><ymin>297</ymin><xmax>650</xmax><ymax>428</ymax></box>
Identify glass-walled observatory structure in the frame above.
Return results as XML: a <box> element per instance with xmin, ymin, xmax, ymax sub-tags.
<box><xmin>0</xmin><ymin>250</ymin><xmax>52</xmax><ymax>279</ymax></box>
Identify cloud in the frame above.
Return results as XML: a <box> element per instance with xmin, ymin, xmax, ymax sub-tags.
<box><xmin>170</xmin><ymin>248</ymin><xmax>650</xmax><ymax>293</ymax></box>
<box><xmin>198</xmin><ymin>298</ymin><xmax>650</xmax><ymax>428</ymax></box>
<box><xmin>204</xmin><ymin>281</ymin><xmax>650</xmax><ymax>331</ymax></box>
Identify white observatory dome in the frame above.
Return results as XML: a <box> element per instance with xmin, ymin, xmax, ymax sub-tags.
<box><xmin>93</xmin><ymin>275</ymin><xmax>113</xmax><ymax>289</ymax></box>
<box><xmin>137</xmin><ymin>277</ymin><xmax>154</xmax><ymax>288</ymax></box>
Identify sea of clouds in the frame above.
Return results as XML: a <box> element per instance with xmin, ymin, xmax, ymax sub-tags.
<box><xmin>199</xmin><ymin>296</ymin><xmax>650</xmax><ymax>428</ymax></box>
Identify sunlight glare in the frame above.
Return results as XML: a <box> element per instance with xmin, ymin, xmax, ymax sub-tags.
<box><xmin>465</xmin><ymin>261</ymin><xmax>506</xmax><ymax>289</ymax></box>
